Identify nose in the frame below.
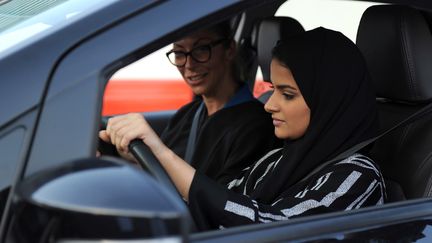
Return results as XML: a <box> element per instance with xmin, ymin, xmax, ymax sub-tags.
<box><xmin>264</xmin><ymin>91</ymin><xmax>278</xmax><ymax>113</ymax></box>
<box><xmin>184</xmin><ymin>54</ymin><xmax>196</xmax><ymax>69</ymax></box>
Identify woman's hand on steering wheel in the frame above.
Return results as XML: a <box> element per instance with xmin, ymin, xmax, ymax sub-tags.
<box><xmin>100</xmin><ymin>113</ymin><xmax>185</xmax><ymax>199</ymax></box>
<box><xmin>100</xmin><ymin>113</ymin><xmax>164</xmax><ymax>158</ymax></box>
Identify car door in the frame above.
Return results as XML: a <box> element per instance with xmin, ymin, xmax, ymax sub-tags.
<box><xmin>0</xmin><ymin>1</ymin><xmax>159</xmax><ymax>239</ymax></box>
<box><xmin>1</xmin><ymin>0</ymin><xmax>264</xmax><ymax>241</ymax></box>
<box><xmin>189</xmin><ymin>198</ymin><xmax>432</xmax><ymax>242</ymax></box>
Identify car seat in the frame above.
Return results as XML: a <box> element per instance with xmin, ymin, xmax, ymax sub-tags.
<box><xmin>356</xmin><ymin>5</ymin><xmax>432</xmax><ymax>200</ymax></box>
<box><xmin>251</xmin><ymin>16</ymin><xmax>305</xmax><ymax>103</ymax></box>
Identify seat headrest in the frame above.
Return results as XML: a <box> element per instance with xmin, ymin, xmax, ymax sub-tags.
<box><xmin>253</xmin><ymin>16</ymin><xmax>304</xmax><ymax>82</ymax></box>
<box><xmin>357</xmin><ymin>5</ymin><xmax>432</xmax><ymax>103</ymax></box>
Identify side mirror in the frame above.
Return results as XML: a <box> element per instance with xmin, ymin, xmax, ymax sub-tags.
<box><xmin>9</xmin><ymin>157</ymin><xmax>190</xmax><ymax>242</ymax></box>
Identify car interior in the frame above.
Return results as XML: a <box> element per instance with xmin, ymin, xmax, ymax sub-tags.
<box><xmin>252</xmin><ymin>16</ymin><xmax>305</xmax><ymax>103</ymax></box>
<box><xmin>4</xmin><ymin>1</ymin><xmax>432</xmax><ymax>241</ymax></box>
<box><xmin>100</xmin><ymin>0</ymin><xmax>432</xmax><ymax>233</ymax></box>
<box><xmin>239</xmin><ymin>4</ymin><xmax>432</xmax><ymax>204</ymax></box>
<box><xmin>356</xmin><ymin>4</ymin><xmax>432</xmax><ymax>201</ymax></box>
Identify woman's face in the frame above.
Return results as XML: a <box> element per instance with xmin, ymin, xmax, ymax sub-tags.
<box><xmin>172</xmin><ymin>30</ymin><xmax>235</xmax><ymax>97</ymax></box>
<box><xmin>265</xmin><ymin>59</ymin><xmax>311</xmax><ymax>140</ymax></box>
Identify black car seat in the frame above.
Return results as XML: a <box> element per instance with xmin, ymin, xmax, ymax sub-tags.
<box><xmin>251</xmin><ymin>16</ymin><xmax>305</xmax><ymax>103</ymax></box>
<box><xmin>356</xmin><ymin>5</ymin><xmax>432</xmax><ymax>200</ymax></box>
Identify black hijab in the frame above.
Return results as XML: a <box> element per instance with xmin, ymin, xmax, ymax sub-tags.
<box><xmin>251</xmin><ymin>27</ymin><xmax>379</xmax><ymax>203</ymax></box>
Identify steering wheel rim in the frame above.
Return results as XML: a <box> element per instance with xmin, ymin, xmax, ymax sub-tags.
<box><xmin>129</xmin><ymin>140</ymin><xmax>198</xmax><ymax>232</ymax></box>
<box><xmin>128</xmin><ymin>140</ymin><xmax>180</xmax><ymax>196</ymax></box>
<box><xmin>100</xmin><ymin>117</ymin><xmax>180</xmax><ymax>195</ymax></box>
<box><xmin>100</xmin><ymin>117</ymin><xmax>198</xmax><ymax>231</ymax></box>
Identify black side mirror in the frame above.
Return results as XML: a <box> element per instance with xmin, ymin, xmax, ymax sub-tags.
<box><xmin>8</xmin><ymin>157</ymin><xmax>190</xmax><ymax>242</ymax></box>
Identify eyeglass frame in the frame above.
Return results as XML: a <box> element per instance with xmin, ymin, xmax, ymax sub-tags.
<box><xmin>165</xmin><ymin>38</ymin><xmax>228</xmax><ymax>67</ymax></box>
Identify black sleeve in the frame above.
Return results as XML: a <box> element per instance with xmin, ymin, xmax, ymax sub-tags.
<box><xmin>215</xmin><ymin>117</ymin><xmax>281</xmax><ymax>185</ymax></box>
<box><xmin>189</xmin><ymin>156</ymin><xmax>385</xmax><ymax>230</ymax></box>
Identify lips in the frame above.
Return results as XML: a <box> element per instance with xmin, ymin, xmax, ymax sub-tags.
<box><xmin>186</xmin><ymin>73</ymin><xmax>207</xmax><ymax>85</ymax></box>
<box><xmin>272</xmin><ymin>117</ymin><xmax>285</xmax><ymax>126</ymax></box>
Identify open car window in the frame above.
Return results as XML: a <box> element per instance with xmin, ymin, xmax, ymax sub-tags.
<box><xmin>103</xmin><ymin>45</ymin><xmax>193</xmax><ymax>116</ymax></box>
<box><xmin>275</xmin><ymin>0</ymin><xmax>382</xmax><ymax>41</ymax></box>
<box><xmin>96</xmin><ymin>0</ymin><xmax>431</xmax><ymax>239</ymax></box>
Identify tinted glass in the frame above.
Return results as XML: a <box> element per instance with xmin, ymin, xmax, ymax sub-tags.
<box><xmin>0</xmin><ymin>0</ymin><xmax>116</xmax><ymax>53</ymax></box>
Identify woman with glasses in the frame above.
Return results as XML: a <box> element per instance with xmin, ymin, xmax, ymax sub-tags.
<box><xmin>100</xmin><ymin>20</ymin><xmax>280</xmax><ymax>185</ymax></box>
<box><xmin>101</xmin><ymin>27</ymin><xmax>386</xmax><ymax>230</ymax></box>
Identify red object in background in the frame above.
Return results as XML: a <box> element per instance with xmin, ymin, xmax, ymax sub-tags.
<box><xmin>102</xmin><ymin>79</ymin><xmax>193</xmax><ymax>115</ymax></box>
<box><xmin>253</xmin><ymin>80</ymin><xmax>272</xmax><ymax>98</ymax></box>
<box><xmin>102</xmin><ymin>79</ymin><xmax>272</xmax><ymax>116</ymax></box>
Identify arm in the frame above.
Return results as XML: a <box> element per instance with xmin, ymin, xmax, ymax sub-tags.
<box><xmin>189</xmin><ymin>159</ymin><xmax>385</xmax><ymax>230</ymax></box>
<box><xmin>216</xmin><ymin>119</ymin><xmax>280</xmax><ymax>184</ymax></box>
<box><xmin>99</xmin><ymin>113</ymin><xmax>195</xmax><ymax>200</ymax></box>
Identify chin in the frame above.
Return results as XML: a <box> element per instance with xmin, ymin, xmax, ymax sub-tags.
<box><xmin>190</xmin><ymin>86</ymin><xmax>205</xmax><ymax>96</ymax></box>
<box><xmin>275</xmin><ymin>130</ymin><xmax>289</xmax><ymax>140</ymax></box>
<box><xmin>192</xmin><ymin>86</ymin><xmax>211</xmax><ymax>97</ymax></box>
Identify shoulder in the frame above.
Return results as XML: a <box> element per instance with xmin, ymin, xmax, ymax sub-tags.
<box><xmin>333</xmin><ymin>153</ymin><xmax>382</xmax><ymax>179</ymax></box>
<box><xmin>238</xmin><ymin>99</ymin><xmax>266</xmax><ymax>112</ymax></box>
<box><xmin>222</xmin><ymin>99</ymin><xmax>271</xmax><ymax>124</ymax></box>
<box><xmin>162</xmin><ymin>99</ymin><xmax>201</xmax><ymax>135</ymax></box>
<box><xmin>280</xmin><ymin>153</ymin><xmax>385</xmax><ymax>215</ymax></box>
<box><xmin>307</xmin><ymin>153</ymin><xmax>384</xmax><ymax>194</ymax></box>
<box><xmin>169</xmin><ymin>99</ymin><xmax>202</xmax><ymax>121</ymax></box>
<box><xmin>176</xmin><ymin>99</ymin><xmax>202</xmax><ymax>114</ymax></box>
<box><xmin>299</xmin><ymin>153</ymin><xmax>384</xmax><ymax>195</ymax></box>
<box><xmin>303</xmin><ymin>153</ymin><xmax>384</xmax><ymax>192</ymax></box>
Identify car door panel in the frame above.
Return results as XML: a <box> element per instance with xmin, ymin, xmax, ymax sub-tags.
<box><xmin>190</xmin><ymin>199</ymin><xmax>432</xmax><ymax>242</ymax></box>
<box><xmin>0</xmin><ymin>110</ymin><xmax>38</xmax><ymax>238</ymax></box>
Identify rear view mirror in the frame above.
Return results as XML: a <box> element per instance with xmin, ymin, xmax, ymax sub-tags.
<box><xmin>8</xmin><ymin>157</ymin><xmax>189</xmax><ymax>242</ymax></box>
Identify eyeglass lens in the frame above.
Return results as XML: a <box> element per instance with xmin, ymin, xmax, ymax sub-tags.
<box><xmin>168</xmin><ymin>45</ymin><xmax>211</xmax><ymax>67</ymax></box>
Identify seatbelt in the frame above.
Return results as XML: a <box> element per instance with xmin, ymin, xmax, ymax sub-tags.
<box><xmin>300</xmin><ymin>101</ymin><xmax>432</xmax><ymax>183</ymax></box>
<box><xmin>185</xmin><ymin>102</ymin><xmax>205</xmax><ymax>164</ymax></box>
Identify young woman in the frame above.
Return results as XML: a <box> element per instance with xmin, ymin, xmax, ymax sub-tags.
<box><xmin>101</xmin><ymin>27</ymin><xmax>386</xmax><ymax>230</ymax></box>
<box><xmin>100</xmin><ymin>20</ymin><xmax>280</xmax><ymax>185</ymax></box>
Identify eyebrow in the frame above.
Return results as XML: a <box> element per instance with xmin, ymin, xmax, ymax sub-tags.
<box><xmin>275</xmin><ymin>84</ymin><xmax>297</xmax><ymax>91</ymax></box>
<box><xmin>173</xmin><ymin>37</ymin><xmax>213</xmax><ymax>49</ymax></box>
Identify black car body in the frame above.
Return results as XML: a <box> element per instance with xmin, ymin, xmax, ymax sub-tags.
<box><xmin>1</xmin><ymin>0</ymin><xmax>432</xmax><ymax>242</ymax></box>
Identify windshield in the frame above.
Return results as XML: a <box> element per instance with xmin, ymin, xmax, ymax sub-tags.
<box><xmin>0</xmin><ymin>0</ymin><xmax>117</xmax><ymax>53</ymax></box>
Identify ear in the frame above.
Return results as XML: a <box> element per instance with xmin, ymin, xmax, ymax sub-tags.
<box><xmin>225</xmin><ymin>39</ymin><xmax>237</xmax><ymax>61</ymax></box>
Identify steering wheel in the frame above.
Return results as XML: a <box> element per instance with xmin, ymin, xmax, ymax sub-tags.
<box><xmin>99</xmin><ymin>117</ymin><xmax>179</xmax><ymax>195</ymax></box>
<box><xmin>99</xmin><ymin>117</ymin><xmax>197</xmax><ymax>231</ymax></box>
<box><xmin>128</xmin><ymin>140</ymin><xmax>180</xmax><ymax>196</ymax></box>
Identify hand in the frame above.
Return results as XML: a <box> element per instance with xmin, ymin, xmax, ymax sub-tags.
<box><xmin>100</xmin><ymin>114</ymin><xmax>195</xmax><ymax>201</ymax></box>
<box><xmin>99</xmin><ymin>113</ymin><xmax>163</xmax><ymax>157</ymax></box>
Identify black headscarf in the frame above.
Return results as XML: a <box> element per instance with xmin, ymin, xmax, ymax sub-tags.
<box><xmin>251</xmin><ymin>27</ymin><xmax>379</xmax><ymax>203</ymax></box>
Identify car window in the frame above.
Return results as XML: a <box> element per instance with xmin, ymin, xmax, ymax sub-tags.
<box><xmin>0</xmin><ymin>0</ymin><xmax>115</xmax><ymax>53</ymax></box>
<box><xmin>103</xmin><ymin>34</ymin><xmax>269</xmax><ymax>115</ymax></box>
<box><xmin>275</xmin><ymin>0</ymin><xmax>381</xmax><ymax>42</ymax></box>
<box><xmin>103</xmin><ymin>45</ymin><xmax>193</xmax><ymax>116</ymax></box>
<box><xmin>254</xmin><ymin>0</ymin><xmax>382</xmax><ymax>96</ymax></box>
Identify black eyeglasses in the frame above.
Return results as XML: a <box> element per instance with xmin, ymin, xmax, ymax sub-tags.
<box><xmin>166</xmin><ymin>38</ymin><xmax>227</xmax><ymax>67</ymax></box>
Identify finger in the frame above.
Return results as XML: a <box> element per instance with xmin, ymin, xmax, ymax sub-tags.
<box><xmin>116</xmin><ymin>125</ymin><xmax>139</xmax><ymax>153</ymax></box>
<box><xmin>99</xmin><ymin>130</ymin><xmax>110</xmax><ymax>143</ymax></box>
<box><xmin>119</xmin><ymin>121</ymin><xmax>148</xmax><ymax>152</ymax></box>
<box><xmin>109</xmin><ymin>117</ymin><xmax>134</xmax><ymax>146</ymax></box>
<box><xmin>106</xmin><ymin>114</ymin><xmax>129</xmax><ymax>137</ymax></box>
<box><xmin>108</xmin><ymin>113</ymin><xmax>146</xmax><ymax>152</ymax></box>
